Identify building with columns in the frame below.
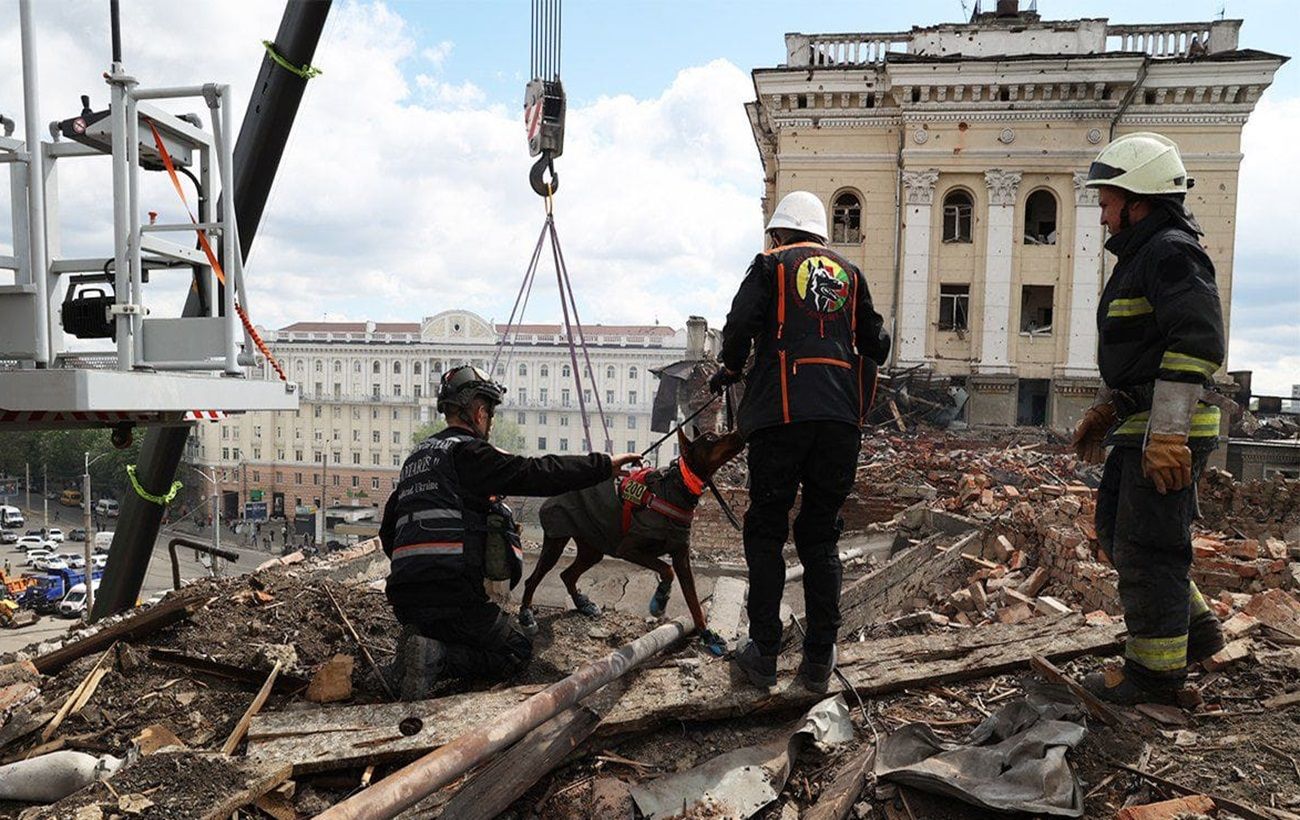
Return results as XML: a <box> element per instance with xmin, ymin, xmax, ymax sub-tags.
<box><xmin>187</xmin><ymin>310</ymin><xmax>685</xmax><ymax>519</ymax></box>
<box><xmin>747</xmin><ymin>3</ymin><xmax>1285</xmax><ymax>426</ymax></box>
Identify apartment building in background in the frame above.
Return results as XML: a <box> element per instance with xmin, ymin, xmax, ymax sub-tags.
<box><xmin>188</xmin><ymin>310</ymin><xmax>685</xmax><ymax>518</ymax></box>
<box><xmin>746</xmin><ymin>1</ymin><xmax>1285</xmax><ymax>426</ymax></box>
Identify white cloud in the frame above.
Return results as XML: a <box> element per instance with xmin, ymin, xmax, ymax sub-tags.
<box><xmin>1</xmin><ymin>1</ymin><xmax>763</xmax><ymax>349</ymax></box>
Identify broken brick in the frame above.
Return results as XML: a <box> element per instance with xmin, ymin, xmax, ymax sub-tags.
<box><xmin>1222</xmin><ymin>612</ymin><xmax>1260</xmax><ymax>640</ymax></box>
<box><xmin>1033</xmin><ymin>596</ymin><xmax>1072</xmax><ymax>617</ymax></box>
<box><xmin>1016</xmin><ymin>567</ymin><xmax>1049</xmax><ymax>598</ymax></box>
<box><xmin>1115</xmin><ymin>794</ymin><xmax>1215</xmax><ymax>820</ymax></box>
<box><xmin>996</xmin><ymin>603</ymin><xmax>1034</xmax><ymax>625</ymax></box>
<box><xmin>1203</xmin><ymin>638</ymin><xmax>1252</xmax><ymax>672</ymax></box>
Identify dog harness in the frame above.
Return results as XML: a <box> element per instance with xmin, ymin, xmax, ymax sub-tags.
<box><xmin>618</xmin><ymin>459</ymin><xmax>703</xmax><ymax>535</ymax></box>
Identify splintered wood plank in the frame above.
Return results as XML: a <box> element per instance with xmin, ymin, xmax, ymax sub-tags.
<box><xmin>804</xmin><ymin>744</ymin><xmax>876</xmax><ymax>820</ymax></box>
<box><xmin>247</xmin><ymin>616</ymin><xmax>1122</xmax><ymax>775</ymax></box>
<box><xmin>600</xmin><ymin>615</ymin><xmax>1125</xmax><ymax>736</ymax></box>
<box><xmin>246</xmin><ymin>684</ymin><xmax>546</xmax><ymax>774</ymax></box>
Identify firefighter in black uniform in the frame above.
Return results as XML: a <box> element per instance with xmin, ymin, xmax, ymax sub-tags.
<box><xmin>1073</xmin><ymin>132</ymin><xmax>1227</xmax><ymax>705</ymax></box>
<box><xmin>381</xmin><ymin>365</ymin><xmax>642</xmax><ymax>700</ymax></box>
<box><xmin>711</xmin><ymin>191</ymin><xmax>890</xmax><ymax>693</ymax></box>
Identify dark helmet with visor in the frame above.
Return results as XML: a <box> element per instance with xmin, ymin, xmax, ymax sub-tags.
<box><xmin>437</xmin><ymin>364</ymin><xmax>506</xmax><ymax>414</ymax></box>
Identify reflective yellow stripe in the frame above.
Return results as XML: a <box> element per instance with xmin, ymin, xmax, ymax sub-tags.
<box><xmin>1126</xmin><ymin>634</ymin><xmax>1188</xmax><ymax>671</ymax></box>
<box><xmin>1189</xmin><ymin>581</ymin><xmax>1210</xmax><ymax>617</ymax></box>
<box><xmin>1114</xmin><ymin>405</ymin><xmax>1220</xmax><ymax>438</ymax></box>
<box><xmin>1160</xmin><ymin>351</ymin><xmax>1220</xmax><ymax>378</ymax></box>
<box><xmin>1107</xmin><ymin>297</ymin><xmax>1154</xmax><ymax>317</ymax></box>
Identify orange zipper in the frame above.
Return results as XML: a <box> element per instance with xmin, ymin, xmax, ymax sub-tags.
<box><xmin>792</xmin><ymin>357</ymin><xmax>852</xmax><ymax>374</ymax></box>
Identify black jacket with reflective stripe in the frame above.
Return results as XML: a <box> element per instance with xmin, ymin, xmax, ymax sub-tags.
<box><xmin>381</xmin><ymin>427</ymin><xmax>613</xmax><ymax>614</ymax></box>
<box><xmin>1097</xmin><ymin>207</ymin><xmax>1225</xmax><ymax>444</ymax></box>
<box><xmin>720</xmin><ymin>242</ymin><xmax>889</xmax><ymax>437</ymax></box>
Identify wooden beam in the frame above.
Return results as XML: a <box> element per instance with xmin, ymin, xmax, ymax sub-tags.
<box><xmin>147</xmin><ymin>648</ymin><xmax>308</xmax><ymax>693</ymax></box>
<box><xmin>1030</xmin><ymin>654</ymin><xmax>1123</xmax><ymax>728</ymax></box>
<box><xmin>249</xmin><ymin>616</ymin><xmax>1123</xmax><ymax>775</ymax></box>
<box><xmin>804</xmin><ymin>744</ymin><xmax>875</xmax><ymax>820</ymax></box>
<box><xmin>222</xmin><ymin>660</ymin><xmax>282</xmax><ymax>754</ymax></box>
<box><xmin>32</xmin><ymin>595</ymin><xmax>202</xmax><ymax>675</ymax></box>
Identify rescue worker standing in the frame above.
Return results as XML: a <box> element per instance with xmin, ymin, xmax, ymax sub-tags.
<box><xmin>381</xmin><ymin>365</ymin><xmax>642</xmax><ymax>700</ymax></box>
<box><xmin>711</xmin><ymin>191</ymin><xmax>890</xmax><ymax>693</ymax></box>
<box><xmin>1073</xmin><ymin>132</ymin><xmax>1227</xmax><ymax>705</ymax></box>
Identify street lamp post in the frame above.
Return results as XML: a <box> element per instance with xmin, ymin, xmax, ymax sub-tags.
<box><xmin>188</xmin><ymin>466</ymin><xmax>222</xmax><ymax>576</ymax></box>
<box><xmin>83</xmin><ymin>451</ymin><xmax>110</xmax><ymax>619</ymax></box>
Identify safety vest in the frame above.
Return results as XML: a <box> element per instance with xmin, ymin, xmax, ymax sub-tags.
<box><xmin>738</xmin><ymin>242</ymin><xmax>877</xmax><ymax>435</ymax></box>
<box><xmin>387</xmin><ymin>430</ymin><xmax>482</xmax><ymax>589</ymax></box>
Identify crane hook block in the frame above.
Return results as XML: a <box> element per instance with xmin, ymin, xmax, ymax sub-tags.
<box><xmin>524</xmin><ymin>78</ymin><xmax>566</xmax><ymax>161</ymax></box>
<box><xmin>530</xmin><ymin>155</ymin><xmax>558</xmax><ymax>197</ymax></box>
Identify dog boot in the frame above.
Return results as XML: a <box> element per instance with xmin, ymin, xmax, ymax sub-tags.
<box><xmin>518</xmin><ymin>607</ymin><xmax>539</xmax><ymax>637</ymax></box>
<box><xmin>649</xmin><ymin>578</ymin><xmax>673</xmax><ymax>617</ymax></box>
<box><xmin>572</xmin><ymin>593</ymin><xmax>600</xmax><ymax>618</ymax></box>
<box><xmin>399</xmin><ymin>633</ymin><xmax>447</xmax><ymax>702</ymax></box>
<box><xmin>796</xmin><ymin>647</ymin><xmax>838</xmax><ymax>694</ymax></box>
<box><xmin>734</xmin><ymin>640</ymin><xmax>778</xmax><ymax>689</ymax></box>
<box><xmin>1081</xmin><ymin>663</ymin><xmax>1181</xmax><ymax>707</ymax></box>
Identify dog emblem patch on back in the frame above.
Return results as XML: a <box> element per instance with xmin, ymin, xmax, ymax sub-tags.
<box><xmin>794</xmin><ymin>256</ymin><xmax>851</xmax><ymax>317</ymax></box>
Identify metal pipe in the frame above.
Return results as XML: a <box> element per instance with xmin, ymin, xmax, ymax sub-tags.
<box><xmin>107</xmin><ymin>65</ymin><xmax>134</xmax><ymax>370</ymax></box>
<box><xmin>166</xmin><ymin>537</ymin><xmax>238</xmax><ymax>591</ymax></box>
<box><xmin>126</xmin><ymin>92</ymin><xmax>143</xmax><ymax>367</ymax></box>
<box><xmin>130</xmin><ymin>85</ymin><xmax>216</xmax><ymax>101</ymax></box>
<box><xmin>109</xmin><ymin>0</ymin><xmax>121</xmax><ymax>64</ymax></box>
<box><xmin>18</xmin><ymin>0</ymin><xmax>51</xmax><ymax>365</ymax></box>
<box><xmin>209</xmin><ymin>86</ymin><xmax>239</xmax><ymax>375</ymax></box>
<box><xmin>318</xmin><ymin>617</ymin><xmax>693</xmax><ymax>819</ymax></box>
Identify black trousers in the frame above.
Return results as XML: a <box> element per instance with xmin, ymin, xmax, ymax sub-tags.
<box><xmin>395</xmin><ymin>601</ymin><xmax>532</xmax><ymax>683</ymax></box>
<box><xmin>743</xmin><ymin>420</ymin><xmax>862</xmax><ymax>659</ymax></box>
<box><xmin>1095</xmin><ymin>446</ymin><xmax>1213</xmax><ymax>684</ymax></box>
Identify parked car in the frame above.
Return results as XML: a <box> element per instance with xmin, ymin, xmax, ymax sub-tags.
<box><xmin>0</xmin><ymin>530</ymin><xmax>17</xmax><ymax>545</ymax></box>
<box><xmin>45</xmin><ymin>528</ymin><xmax>64</xmax><ymax>543</ymax></box>
<box><xmin>68</xmin><ymin>528</ymin><xmax>87</xmax><ymax>542</ymax></box>
<box><xmin>0</xmin><ymin>505</ymin><xmax>24</xmax><ymax>529</ymax></box>
<box><xmin>58</xmin><ymin>553</ymin><xmax>86</xmax><ymax>570</ymax></box>
<box><xmin>91</xmin><ymin>554</ymin><xmax>107</xmax><ymax>569</ymax></box>
<box><xmin>34</xmin><ymin>556</ymin><xmax>68</xmax><ymax>572</ymax></box>
<box><xmin>57</xmin><ymin>580</ymin><xmax>102</xmax><ymax>618</ymax></box>
<box><xmin>95</xmin><ymin>499</ymin><xmax>119</xmax><ymax>518</ymax></box>
<box><xmin>16</xmin><ymin>536</ymin><xmax>45</xmax><ymax>552</ymax></box>
<box><xmin>93</xmin><ymin>532</ymin><xmax>114</xmax><ymax>553</ymax></box>
<box><xmin>23</xmin><ymin>549</ymin><xmax>52</xmax><ymax>567</ymax></box>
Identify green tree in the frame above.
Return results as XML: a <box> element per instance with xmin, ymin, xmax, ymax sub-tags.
<box><xmin>409</xmin><ymin>415</ymin><xmax>525</xmax><ymax>452</ymax></box>
<box><xmin>0</xmin><ymin>428</ymin><xmax>142</xmax><ymax>502</ymax></box>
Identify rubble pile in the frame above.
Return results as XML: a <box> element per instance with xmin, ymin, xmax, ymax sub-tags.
<box><xmin>1198</xmin><ymin>467</ymin><xmax>1300</xmax><ymax>539</ymax></box>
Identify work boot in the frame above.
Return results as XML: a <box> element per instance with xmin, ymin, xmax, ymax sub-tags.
<box><xmin>733</xmin><ymin>640</ymin><xmax>777</xmax><ymax>689</ymax></box>
<box><xmin>382</xmin><ymin>623</ymin><xmax>418</xmax><ymax>696</ymax></box>
<box><xmin>1187</xmin><ymin>613</ymin><xmax>1226</xmax><ymax>666</ymax></box>
<box><xmin>399</xmin><ymin>632</ymin><xmax>447</xmax><ymax>702</ymax></box>
<box><xmin>796</xmin><ymin>647</ymin><xmax>837</xmax><ymax>694</ymax></box>
<box><xmin>1081</xmin><ymin>663</ymin><xmax>1181</xmax><ymax>706</ymax></box>
<box><xmin>517</xmin><ymin>606</ymin><xmax>539</xmax><ymax>637</ymax></box>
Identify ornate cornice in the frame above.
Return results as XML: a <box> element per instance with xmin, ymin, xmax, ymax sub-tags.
<box><xmin>902</xmin><ymin>169</ymin><xmax>940</xmax><ymax>205</ymax></box>
<box><xmin>1072</xmin><ymin>171</ymin><xmax>1100</xmax><ymax>207</ymax></box>
<box><xmin>984</xmin><ymin>169</ymin><xmax>1023</xmax><ymax>207</ymax></box>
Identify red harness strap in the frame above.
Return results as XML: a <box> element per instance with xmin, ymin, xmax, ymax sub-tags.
<box><xmin>618</xmin><ymin>465</ymin><xmax>698</xmax><ymax>535</ymax></box>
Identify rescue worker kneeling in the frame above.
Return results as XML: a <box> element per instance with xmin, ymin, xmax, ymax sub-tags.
<box><xmin>380</xmin><ymin>365</ymin><xmax>642</xmax><ymax>701</ymax></box>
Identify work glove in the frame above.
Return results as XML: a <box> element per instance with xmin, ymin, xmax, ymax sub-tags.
<box><xmin>1143</xmin><ymin>433</ymin><xmax>1193</xmax><ymax>494</ymax></box>
<box><xmin>1071</xmin><ymin>403</ymin><xmax>1117</xmax><ymax>465</ymax></box>
<box><xmin>708</xmin><ymin>367</ymin><xmax>740</xmax><ymax>396</ymax></box>
<box><xmin>699</xmin><ymin>628</ymin><xmax>727</xmax><ymax>657</ymax></box>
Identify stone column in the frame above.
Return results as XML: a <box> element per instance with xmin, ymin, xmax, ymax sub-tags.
<box><xmin>897</xmin><ymin>169</ymin><xmax>939</xmax><ymax>367</ymax></box>
<box><xmin>977</xmin><ymin>169</ymin><xmax>1022</xmax><ymax>373</ymax></box>
<box><xmin>1062</xmin><ymin>172</ymin><xmax>1104</xmax><ymax>377</ymax></box>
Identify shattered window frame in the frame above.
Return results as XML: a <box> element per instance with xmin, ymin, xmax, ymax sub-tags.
<box><xmin>942</xmin><ymin>190</ymin><xmax>974</xmax><ymax>243</ymax></box>
<box><xmin>831</xmin><ymin>190</ymin><xmax>863</xmax><ymax>244</ymax></box>
<box><xmin>938</xmin><ymin>284</ymin><xmax>971</xmax><ymax>331</ymax></box>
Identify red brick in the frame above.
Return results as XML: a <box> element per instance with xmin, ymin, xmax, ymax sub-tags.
<box><xmin>1116</xmin><ymin>794</ymin><xmax>1215</xmax><ymax>820</ymax></box>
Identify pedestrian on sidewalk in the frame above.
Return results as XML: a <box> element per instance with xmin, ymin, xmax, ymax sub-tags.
<box><xmin>711</xmin><ymin>191</ymin><xmax>890</xmax><ymax>694</ymax></box>
<box><xmin>1072</xmin><ymin>132</ymin><xmax>1227</xmax><ymax>706</ymax></box>
<box><xmin>381</xmin><ymin>364</ymin><xmax>643</xmax><ymax>701</ymax></box>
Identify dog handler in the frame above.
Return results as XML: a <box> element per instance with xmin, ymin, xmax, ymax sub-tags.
<box><xmin>711</xmin><ymin>191</ymin><xmax>891</xmax><ymax>693</ymax></box>
<box><xmin>380</xmin><ymin>365</ymin><xmax>642</xmax><ymax>700</ymax></box>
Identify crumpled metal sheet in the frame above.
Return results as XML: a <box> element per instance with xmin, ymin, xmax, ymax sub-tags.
<box><xmin>874</xmin><ymin>682</ymin><xmax>1087</xmax><ymax>817</ymax></box>
<box><xmin>629</xmin><ymin>694</ymin><xmax>854</xmax><ymax>819</ymax></box>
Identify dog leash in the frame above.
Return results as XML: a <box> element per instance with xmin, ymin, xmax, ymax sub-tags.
<box><xmin>639</xmin><ymin>393</ymin><xmax>720</xmax><ymax>459</ymax></box>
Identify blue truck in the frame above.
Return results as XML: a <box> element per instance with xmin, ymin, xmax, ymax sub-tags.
<box><xmin>20</xmin><ymin>568</ymin><xmax>104</xmax><ymax>614</ymax></box>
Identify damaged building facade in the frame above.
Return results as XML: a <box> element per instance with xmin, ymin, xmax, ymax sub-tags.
<box><xmin>189</xmin><ymin>311</ymin><xmax>685</xmax><ymax>516</ymax></box>
<box><xmin>746</xmin><ymin>3</ymin><xmax>1285</xmax><ymax>427</ymax></box>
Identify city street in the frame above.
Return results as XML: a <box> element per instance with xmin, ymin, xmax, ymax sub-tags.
<box><xmin>0</xmin><ymin>500</ymin><xmax>279</xmax><ymax>654</ymax></box>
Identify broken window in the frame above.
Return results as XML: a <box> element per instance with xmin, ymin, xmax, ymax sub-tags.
<box><xmin>831</xmin><ymin>191</ymin><xmax>863</xmax><ymax>244</ymax></box>
<box><xmin>1016</xmin><ymin>378</ymin><xmax>1050</xmax><ymax>426</ymax></box>
<box><xmin>938</xmin><ymin>284</ymin><xmax>970</xmax><ymax>331</ymax></box>
<box><xmin>1020</xmin><ymin>285</ymin><xmax>1054</xmax><ymax>334</ymax></box>
<box><xmin>942</xmin><ymin>191</ymin><xmax>973</xmax><ymax>243</ymax></box>
<box><xmin>1023</xmin><ymin>190</ymin><xmax>1057</xmax><ymax>245</ymax></box>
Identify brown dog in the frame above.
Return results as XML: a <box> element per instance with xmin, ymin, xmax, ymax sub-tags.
<box><xmin>518</xmin><ymin>427</ymin><xmax>744</xmax><ymax>647</ymax></box>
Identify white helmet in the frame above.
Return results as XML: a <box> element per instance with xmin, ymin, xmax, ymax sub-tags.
<box><xmin>766</xmin><ymin>191</ymin><xmax>828</xmax><ymax>242</ymax></box>
<box><xmin>1084</xmin><ymin>132</ymin><xmax>1192</xmax><ymax>196</ymax></box>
